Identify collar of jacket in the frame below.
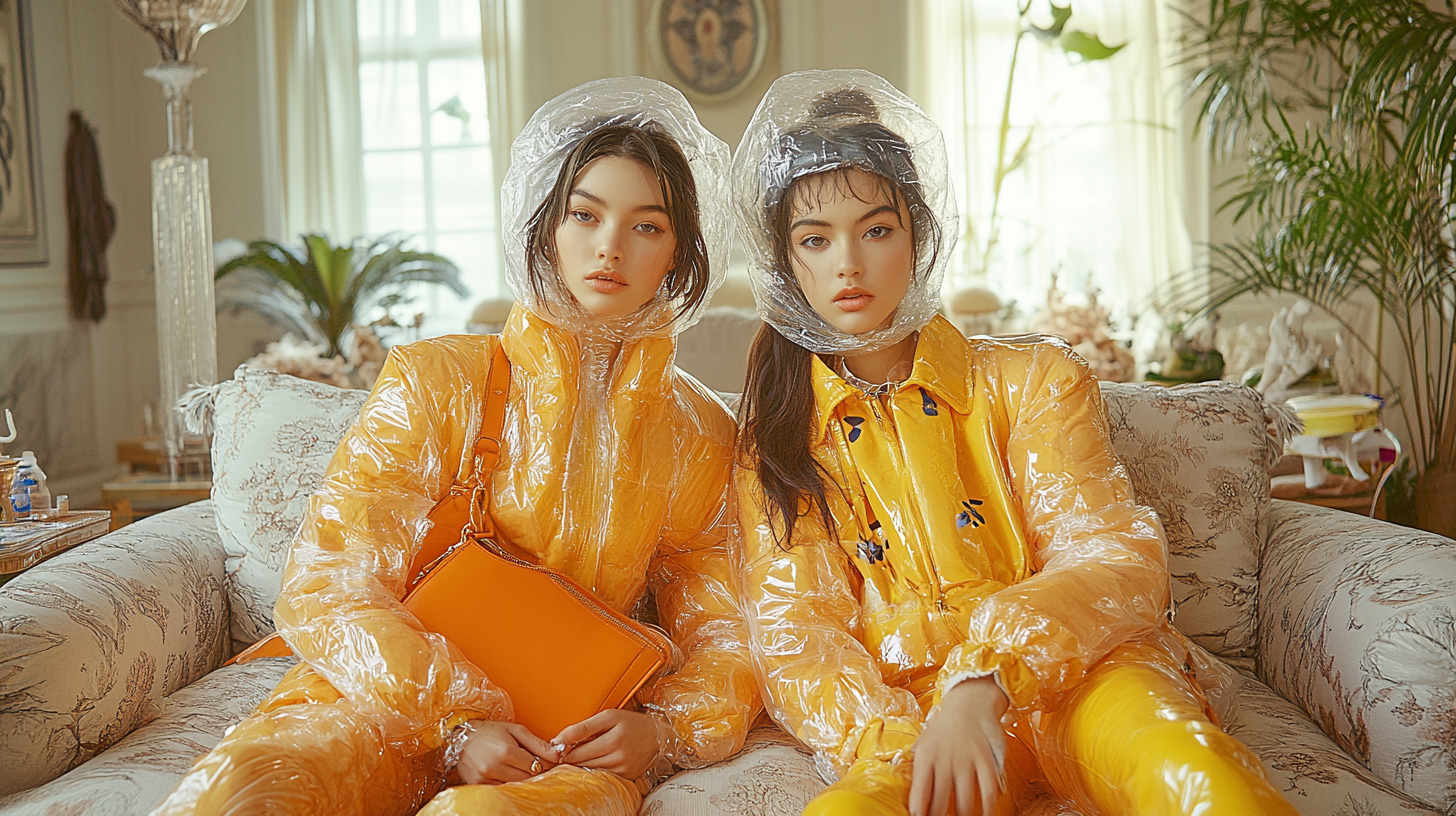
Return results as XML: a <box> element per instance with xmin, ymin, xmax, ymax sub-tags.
<box><xmin>811</xmin><ymin>314</ymin><xmax>973</xmax><ymax>441</ymax></box>
<box><xmin>499</xmin><ymin>303</ymin><xmax>677</xmax><ymax>397</ymax></box>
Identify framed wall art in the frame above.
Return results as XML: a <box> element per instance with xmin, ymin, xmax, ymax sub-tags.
<box><xmin>652</xmin><ymin>0</ymin><xmax>768</xmax><ymax>101</ymax></box>
<box><xmin>0</xmin><ymin>0</ymin><xmax>44</xmax><ymax>266</ymax></box>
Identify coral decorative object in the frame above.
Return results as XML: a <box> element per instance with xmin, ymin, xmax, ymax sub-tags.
<box><xmin>1028</xmin><ymin>276</ymin><xmax>1135</xmax><ymax>383</ymax></box>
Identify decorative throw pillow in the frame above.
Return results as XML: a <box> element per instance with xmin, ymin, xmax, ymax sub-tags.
<box><xmin>209</xmin><ymin>365</ymin><xmax>368</xmax><ymax>652</ymax></box>
<box><xmin>1099</xmin><ymin>381</ymin><xmax>1285</xmax><ymax>658</ymax></box>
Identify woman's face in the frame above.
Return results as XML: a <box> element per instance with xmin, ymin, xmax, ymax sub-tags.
<box><xmin>786</xmin><ymin>168</ymin><xmax>914</xmax><ymax>336</ymax></box>
<box><xmin>554</xmin><ymin>156</ymin><xmax>678</xmax><ymax>318</ymax></box>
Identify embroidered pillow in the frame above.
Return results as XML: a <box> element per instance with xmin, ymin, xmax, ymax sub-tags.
<box><xmin>1099</xmin><ymin>381</ymin><xmax>1282</xmax><ymax>659</ymax></box>
<box><xmin>210</xmin><ymin>366</ymin><xmax>368</xmax><ymax>653</ymax></box>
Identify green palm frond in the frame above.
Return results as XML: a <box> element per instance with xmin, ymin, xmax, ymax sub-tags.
<box><xmin>216</xmin><ymin>233</ymin><xmax>469</xmax><ymax>357</ymax></box>
<box><xmin>1180</xmin><ymin>0</ymin><xmax>1456</xmax><ymax>484</ymax></box>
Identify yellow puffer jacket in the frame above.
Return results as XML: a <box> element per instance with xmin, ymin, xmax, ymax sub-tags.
<box><xmin>276</xmin><ymin>305</ymin><xmax>760</xmax><ymax>765</ymax></box>
<box><xmin>738</xmin><ymin>315</ymin><xmax>1172</xmax><ymax>771</ymax></box>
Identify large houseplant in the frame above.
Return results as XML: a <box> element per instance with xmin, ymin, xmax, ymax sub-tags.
<box><xmin>1182</xmin><ymin>0</ymin><xmax>1456</xmax><ymax>535</ymax></box>
<box><xmin>217</xmin><ymin>233</ymin><xmax>468</xmax><ymax>369</ymax></box>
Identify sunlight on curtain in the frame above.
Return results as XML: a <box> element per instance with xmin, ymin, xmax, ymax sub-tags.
<box><xmin>910</xmin><ymin>0</ymin><xmax>1195</xmax><ymax>324</ymax></box>
<box><xmin>269</xmin><ymin>0</ymin><xmax>367</xmax><ymax>244</ymax></box>
<box><xmin>356</xmin><ymin>0</ymin><xmax>498</xmax><ymax>334</ymax></box>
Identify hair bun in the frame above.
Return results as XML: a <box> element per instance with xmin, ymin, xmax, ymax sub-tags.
<box><xmin>810</xmin><ymin>88</ymin><xmax>878</xmax><ymax>121</ymax></box>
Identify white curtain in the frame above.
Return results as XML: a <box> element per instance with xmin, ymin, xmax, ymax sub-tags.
<box><xmin>909</xmin><ymin>0</ymin><xmax>1198</xmax><ymax>320</ymax></box>
<box><xmin>260</xmin><ymin>0</ymin><xmax>367</xmax><ymax>243</ymax></box>
<box><xmin>480</xmin><ymin>0</ymin><xmax>527</xmax><ymax>212</ymax></box>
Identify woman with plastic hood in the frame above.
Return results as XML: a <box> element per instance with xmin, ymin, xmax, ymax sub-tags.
<box><xmin>731</xmin><ymin>69</ymin><xmax>1299</xmax><ymax>816</ymax></box>
<box><xmin>152</xmin><ymin>77</ymin><xmax>760</xmax><ymax>816</ymax></box>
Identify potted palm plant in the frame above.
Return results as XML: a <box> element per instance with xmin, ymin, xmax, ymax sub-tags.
<box><xmin>216</xmin><ymin>234</ymin><xmax>469</xmax><ymax>387</ymax></box>
<box><xmin>1182</xmin><ymin>0</ymin><xmax>1456</xmax><ymax>536</ymax></box>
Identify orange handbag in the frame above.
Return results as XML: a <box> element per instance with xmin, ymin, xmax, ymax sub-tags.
<box><xmin>232</xmin><ymin>341</ymin><xmax>674</xmax><ymax>740</ymax></box>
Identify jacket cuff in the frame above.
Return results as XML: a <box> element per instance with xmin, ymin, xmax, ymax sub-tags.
<box><xmin>642</xmin><ymin>711</ymin><xmax>684</xmax><ymax>782</ymax></box>
<box><xmin>938</xmin><ymin>645</ymin><xmax>1039</xmax><ymax>710</ymax></box>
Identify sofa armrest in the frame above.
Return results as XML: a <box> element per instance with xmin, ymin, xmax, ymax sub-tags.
<box><xmin>1258</xmin><ymin>499</ymin><xmax>1456</xmax><ymax>813</ymax></box>
<box><xmin>0</xmin><ymin>500</ymin><xmax>229</xmax><ymax>798</ymax></box>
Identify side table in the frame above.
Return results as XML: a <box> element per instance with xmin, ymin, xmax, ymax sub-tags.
<box><xmin>100</xmin><ymin>474</ymin><xmax>212</xmax><ymax>530</ymax></box>
<box><xmin>0</xmin><ymin>510</ymin><xmax>112</xmax><ymax>584</ymax></box>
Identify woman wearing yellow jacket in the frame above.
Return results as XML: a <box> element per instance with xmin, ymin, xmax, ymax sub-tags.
<box><xmin>153</xmin><ymin>78</ymin><xmax>759</xmax><ymax>816</ymax></box>
<box><xmin>730</xmin><ymin>70</ymin><xmax>1300</xmax><ymax>816</ymax></box>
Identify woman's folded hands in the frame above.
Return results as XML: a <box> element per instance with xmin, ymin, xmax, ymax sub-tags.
<box><xmin>457</xmin><ymin>709</ymin><xmax>668</xmax><ymax>783</ymax></box>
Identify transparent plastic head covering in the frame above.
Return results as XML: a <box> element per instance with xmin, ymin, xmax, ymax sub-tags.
<box><xmin>500</xmin><ymin>77</ymin><xmax>732</xmax><ymax>340</ymax></box>
<box><xmin>731</xmin><ymin>69</ymin><xmax>957</xmax><ymax>355</ymax></box>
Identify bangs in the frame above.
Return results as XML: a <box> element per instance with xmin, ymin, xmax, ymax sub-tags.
<box><xmin>785</xmin><ymin>166</ymin><xmax>909</xmax><ymax>229</ymax></box>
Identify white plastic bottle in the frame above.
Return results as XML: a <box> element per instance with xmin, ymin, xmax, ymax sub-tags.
<box><xmin>8</xmin><ymin>464</ymin><xmax>30</xmax><ymax>519</ymax></box>
<box><xmin>17</xmin><ymin>451</ymin><xmax>50</xmax><ymax>519</ymax></box>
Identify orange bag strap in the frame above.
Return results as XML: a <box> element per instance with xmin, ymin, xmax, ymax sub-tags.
<box><xmin>464</xmin><ymin>341</ymin><xmax>512</xmax><ymax>538</ymax></box>
<box><xmin>404</xmin><ymin>341</ymin><xmax>511</xmax><ymax>584</ymax></box>
<box><xmin>461</xmin><ymin>341</ymin><xmax>512</xmax><ymax>488</ymax></box>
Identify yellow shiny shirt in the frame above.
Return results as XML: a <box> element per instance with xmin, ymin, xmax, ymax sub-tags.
<box><xmin>277</xmin><ymin>306</ymin><xmax>760</xmax><ymax>763</ymax></box>
<box><xmin>738</xmin><ymin>315</ymin><xmax>1171</xmax><ymax>771</ymax></box>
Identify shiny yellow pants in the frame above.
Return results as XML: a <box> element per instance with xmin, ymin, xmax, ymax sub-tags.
<box><xmin>152</xmin><ymin>663</ymin><xmax>640</xmax><ymax>816</ymax></box>
<box><xmin>803</xmin><ymin>642</ymin><xmax>1299</xmax><ymax>816</ymax></box>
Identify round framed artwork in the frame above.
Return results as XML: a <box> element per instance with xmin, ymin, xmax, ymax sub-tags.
<box><xmin>652</xmin><ymin>0</ymin><xmax>769</xmax><ymax>101</ymax></box>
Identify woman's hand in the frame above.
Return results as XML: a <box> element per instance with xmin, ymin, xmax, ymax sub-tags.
<box><xmin>910</xmin><ymin>676</ymin><xmax>1010</xmax><ymax>816</ymax></box>
<box><xmin>456</xmin><ymin>720</ymin><xmax>558</xmax><ymax>784</ymax></box>
<box><xmin>550</xmin><ymin>709</ymin><xmax>668</xmax><ymax>779</ymax></box>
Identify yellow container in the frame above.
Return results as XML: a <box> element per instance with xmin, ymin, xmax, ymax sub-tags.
<box><xmin>1285</xmin><ymin>394</ymin><xmax>1383</xmax><ymax>438</ymax></box>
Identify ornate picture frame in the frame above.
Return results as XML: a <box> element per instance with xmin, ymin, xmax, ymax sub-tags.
<box><xmin>651</xmin><ymin>0</ymin><xmax>768</xmax><ymax>102</ymax></box>
<box><xmin>0</xmin><ymin>0</ymin><xmax>44</xmax><ymax>267</ymax></box>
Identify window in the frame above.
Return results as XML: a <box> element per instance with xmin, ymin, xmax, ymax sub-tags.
<box><xmin>914</xmin><ymin>0</ymin><xmax>1192</xmax><ymax>323</ymax></box>
<box><xmin>357</xmin><ymin>0</ymin><xmax>499</xmax><ymax>334</ymax></box>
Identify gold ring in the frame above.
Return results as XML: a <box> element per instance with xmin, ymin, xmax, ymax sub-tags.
<box><xmin>530</xmin><ymin>757</ymin><xmax>543</xmax><ymax>775</ymax></box>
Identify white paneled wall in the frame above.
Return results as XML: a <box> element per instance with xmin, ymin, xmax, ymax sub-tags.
<box><xmin>0</xmin><ymin>0</ymin><xmax>912</xmax><ymax>504</ymax></box>
<box><xmin>0</xmin><ymin>1</ymin><xmax>271</xmax><ymax>505</ymax></box>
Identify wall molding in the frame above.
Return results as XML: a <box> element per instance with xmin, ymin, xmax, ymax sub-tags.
<box><xmin>253</xmin><ymin>0</ymin><xmax>284</xmax><ymax>242</ymax></box>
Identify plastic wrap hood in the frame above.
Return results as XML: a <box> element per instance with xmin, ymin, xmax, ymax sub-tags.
<box><xmin>500</xmin><ymin>77</ymin><xmax>731</xmax><ymax>340</ymax></box>
<box><xmin>731</xmin><ymin>69</ymin><xmax>957</xmax><ymax>355</ymax></box>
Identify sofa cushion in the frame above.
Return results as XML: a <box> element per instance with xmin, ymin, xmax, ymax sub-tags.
<box><xmin>1100</xmin><ymin>381</ymin><xmax>1284</xmax><ymax>659</ymax></box>
<box><xmin>0</xmin><ymin>656</ymin><xmax>295</xmax><ymax>816</ymax></box>
<box><xmin>210</xmin><ymin>365</ymin><xmax>368</xmax><ymax>652</ymax></box>
<box><xmin>0</xmin><ymin>503</ymin><xmax>229</xmax><ymax>798</ymax></box>
<box><xmin>1223</xmin><ymin>668</ymin><xmax>1443</xmax><ymax>815</ymax></box>
<box><xmin>642</xmin><ymin>719</ymin><xmax>823</xmax><ymax>816</ymax></box>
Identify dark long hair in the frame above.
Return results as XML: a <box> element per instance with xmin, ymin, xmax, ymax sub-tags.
<box><xmin>523</xmin><ymin>122</ymin><xmax>711</xmax><ymax>321</ymax></box>
<box><xmin>737</xmin><ymin>91</ymin><xmax>941</xmax><ymax>548</ymax></box>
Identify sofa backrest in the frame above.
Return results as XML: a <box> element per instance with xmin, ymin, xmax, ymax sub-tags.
<box><xmin>209</xmin><ymin>363</ymin><xmax>1289</xmax><ymax>664</ymax></box>
<box><xmin>1100</xmin><ymin>380</ymin><xmax>1289</xmax><ymax>659</ymax></box>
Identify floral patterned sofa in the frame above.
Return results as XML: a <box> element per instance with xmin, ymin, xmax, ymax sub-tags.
<box><xmin>1</xmin><ymin>359</ymin><xmax>1453</xmax><ymax>815</ymax></box>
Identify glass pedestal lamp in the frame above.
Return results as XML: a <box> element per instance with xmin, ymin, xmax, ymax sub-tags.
<box><xmin>111</xmin><ymin>0</ymin><xmax>247</xmax><ymax>477</ymax></box>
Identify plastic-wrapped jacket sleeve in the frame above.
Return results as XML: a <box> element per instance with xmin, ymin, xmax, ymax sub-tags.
<box><xmin>738</xmin><ymin>468</ymin><xmax>924</xmax><ymax>772</ymax></box>
<box><xmin>638</xmin><ymin>461</ymin><xmax>761</xmax><ymax>768</ymax></box>
<box><xmin>273</xmin><ymin>343</ymin><xmax>512</xmax><ymax>751</ymax></box>
<box><xmin>938</xmin><ymin>345</ymin><xmax>1170</xmax><ymax>710</ymax></box>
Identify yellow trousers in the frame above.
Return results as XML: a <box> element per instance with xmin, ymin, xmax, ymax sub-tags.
<box><xmin>152</xmin><ymin>663</ymin><xmax>640</xmax><ymax>816</ymax></box>
<box><xmin>804</xmin><ymin>642</ymin><xmax>1299</xmax><ymax>816</ymax></box>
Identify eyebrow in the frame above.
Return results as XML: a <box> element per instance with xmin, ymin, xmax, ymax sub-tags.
<box><xmin>569</xmin><ymin>188</ymin><xmax>668</xmax><ymax>215</ymax></box>
<box><xmin>790</xmin><ymin>204</ymin><xmax>900</xmax><ymax>233</ymax></box>
<box><xmin>857</xmin><ymin>205</ymin><xmax>898</xmax><ymax>223</ymax></box>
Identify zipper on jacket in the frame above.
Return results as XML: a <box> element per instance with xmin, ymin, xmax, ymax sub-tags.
<box><xmin>888</xmin><ymin>391</ymin><xmax>947</xmax><ymax>615</ymax></box>
<box><xmin>852</xmin><ymin>390</ymin><xmax>947</xmax><ymax>616</ymax></box>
